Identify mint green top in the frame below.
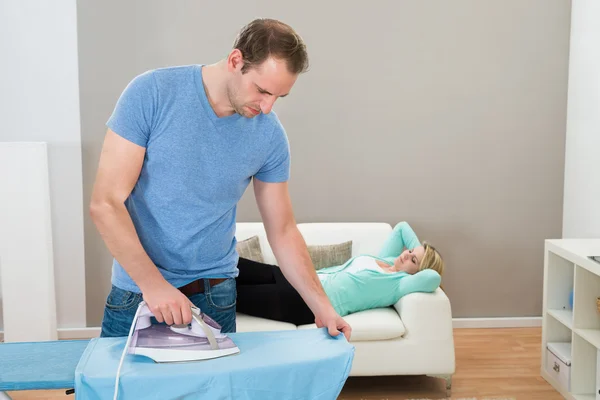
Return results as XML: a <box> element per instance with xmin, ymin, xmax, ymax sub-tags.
<box><xmin>317</xmin><ymin>222</ymin><xmax>441</xmax><ymax>317</ymax></box>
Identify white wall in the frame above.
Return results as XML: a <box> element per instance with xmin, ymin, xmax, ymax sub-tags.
<box><xmin>562</xmin><ymin>0</ymin><xmax>600</xmax><ymax>238</ymax></box>
<box><xmin>0</xmin><ymin>1</ymin><xmax>87</xmax><ymax>329</ymax></box>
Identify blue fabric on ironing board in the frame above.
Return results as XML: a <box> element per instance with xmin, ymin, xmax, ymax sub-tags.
<box><xmin>0</xmin><ymin>339</ymin><xmax>89</xmax><ymax>391</ymax></box>
<box><xmin>75</xmin><ymin>328</ymin><xmax>354</xmax><ymax>400</ymax></box>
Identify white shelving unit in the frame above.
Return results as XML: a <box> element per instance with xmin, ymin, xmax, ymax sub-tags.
<box><xmin>542</xmin><ymin>239</ymin><xmax>600</xmax><ymax>400</ymax></box>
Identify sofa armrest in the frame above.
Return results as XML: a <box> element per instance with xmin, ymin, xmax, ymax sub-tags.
<box><xmin>393</xmin><ymin>288</ymin><xmax>453</xmax><ymax>341</ymax></box>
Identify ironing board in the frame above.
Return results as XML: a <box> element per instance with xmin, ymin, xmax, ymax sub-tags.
<box><xmin>75</xmin><ymin>328</ymin><xmax>354</xmax><ymax>399</ymax></box>
<box><xmin>0</xmin><ymin>339</ymin><xmax>89</xmax><ymax>393</ymax></box>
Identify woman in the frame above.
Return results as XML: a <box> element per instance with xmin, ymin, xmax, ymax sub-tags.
<box><xmin>235</xmin><ymin>221</ymin><xmax>444</xmax><ymax>325</ymax></box>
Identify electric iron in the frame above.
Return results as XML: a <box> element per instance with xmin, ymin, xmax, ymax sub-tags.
<box><xmin>127</xmin><ymin>302</ymin><xmax>240</xmax><ymax>363</ymax></box>
<box><xmin>113</xmin><ymin>301</ymin><xmax>239</xmax><ymax>400</ymax></box>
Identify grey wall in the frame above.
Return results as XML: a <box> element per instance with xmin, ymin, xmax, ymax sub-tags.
<box><xmin>77</xmin><ymin>0</ymin><xmax>571</xmax><ymax>326</ymax></box>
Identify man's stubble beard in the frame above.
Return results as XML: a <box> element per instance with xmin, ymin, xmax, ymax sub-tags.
<box><xmin>226</xmin><ymin>81</ymin><xmax>246</xmax><ymax>117</ymax></box>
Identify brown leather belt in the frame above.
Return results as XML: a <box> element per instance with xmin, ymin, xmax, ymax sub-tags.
<box><xmin>178</xmin><ymin>278</ymin><xmax>227</xmax><ymax>297</ymax></box>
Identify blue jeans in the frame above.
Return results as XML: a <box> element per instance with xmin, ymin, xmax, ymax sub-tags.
<box><xmin>100</xmin><ymin>278</ymin><xmax>237</xmax><ymax>337</ymax></box>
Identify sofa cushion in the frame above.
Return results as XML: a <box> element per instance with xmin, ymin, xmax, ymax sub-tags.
<box><xmin>236</xmin><ymin>235</ymin><xmax>264</xmax><ymax>263</ymax></box>
<box><xmin>236</xmin><ymin>313</ymin><xmax>297</xmax><ymax>332</ymax></box>
<box><xmin>307</xmin><ymin>240</ymin><xmax>352</xmax><ymax>270</ymax></box>
<box><xmin>297</xmin><ymin>307</ymin><xmax>406</xmax><ymax>341</ymax></box>
<box><xmin>235</xmin><ymin>223</ymin><xmax>278</xmax><ymax>264</ymax></box>
<box><xmin>297</xmin><ymin>223</ymin><xmax>393</xmax><ymax>257</ymax></box>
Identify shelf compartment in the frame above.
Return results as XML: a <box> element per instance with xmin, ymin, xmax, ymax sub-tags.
<box><xmin>545</xmin><ymin>252</ymin><xmax>575</xmax><ymax>313</ymax></box>
<box><xmin>548</xmin><ymin>309</ymin><xmax>574</xmax><ymax>329</ymax></box>
<box><xmin>570</xmin><ymin>333</ymin><xmax>597</xmax><ymax>397</ymax></box>
<box><xmin>545</xmin><ymin>313</ymin><xmax>573</xmax><ymax>343</ymax></box>
<box><xmin>573</xmin><ymin>264</ymin><xmax>600</xmax><ymax>331</ymax></box>
<box><xmin>575</xmin><ymin>328</ymin><xmax>600</xmax><ymax>349</ymax></box>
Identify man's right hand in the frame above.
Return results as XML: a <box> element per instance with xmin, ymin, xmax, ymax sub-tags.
<box><xmin>142</xmin><ymin>279</ymin><xmax>194</xmax><ymax>326</ymax></box>
<box><xmin>91</xmin><ymin>129</ymin><xmax>197</xmax><ymax>326</ymax></box>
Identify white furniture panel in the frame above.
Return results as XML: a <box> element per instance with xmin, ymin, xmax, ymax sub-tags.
<box><xmin>0</xmin><ymin>142</ymin><xmax>58</xmax><ymax>342</ymax></box>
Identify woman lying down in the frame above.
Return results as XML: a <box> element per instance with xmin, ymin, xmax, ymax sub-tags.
<box><xmin>235</xmin><ymin>221</ymin><xmax>445</xmax><ymax>325</ymax></box>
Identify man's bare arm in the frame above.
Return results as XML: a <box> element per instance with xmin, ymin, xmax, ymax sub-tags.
<box><xmin>253</xmin><ymin>178</ymin><xmax>351</xmax><ymax>340</ymax></box>
<box><xmin>90</xmin><ymin>129</ymin><xmax>192</xmax><ymax>325</ymax></box>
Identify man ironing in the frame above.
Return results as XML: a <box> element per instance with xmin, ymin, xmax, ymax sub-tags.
<box><xmin>90</xmin><ymin>18</ymin><xmax>351</xmax><ymax>341</ymax></box>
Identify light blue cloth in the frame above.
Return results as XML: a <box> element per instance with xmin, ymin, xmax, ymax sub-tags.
<box><xmin>75</xmin><ymin>328</ymin><xmax>354</xmax><ymax>400</ymax></box>
<box><xmin>106</xmin><ymin>64</ymin><xmax>291</xmax><ymax>292</ymax></box>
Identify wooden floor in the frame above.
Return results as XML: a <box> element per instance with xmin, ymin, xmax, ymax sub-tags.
<box><xmin>6</xmin><ymin>327</ymin><xmax>562</xmax><ymax>400</ymax></box>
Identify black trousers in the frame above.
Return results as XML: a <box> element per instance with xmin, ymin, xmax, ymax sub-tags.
<box><xmin>235</xmin><ymin>257</ymin><xmax>315</xmax><ymax>325</ymax></box>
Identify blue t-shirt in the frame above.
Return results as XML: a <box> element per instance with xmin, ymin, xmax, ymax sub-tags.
<box><xmin>106</xmin><ymin>65</ymin><xmax>290</xmax><ymax>292</ymax></box>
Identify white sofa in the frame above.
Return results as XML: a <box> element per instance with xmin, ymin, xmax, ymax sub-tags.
<box><xmin>234</xmin><ymin>222</ymin><xmax>456</xmax><ymax>394</ymax></box>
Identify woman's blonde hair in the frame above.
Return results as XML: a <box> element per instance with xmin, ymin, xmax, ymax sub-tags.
<box><xmin>419</xmin><ymin>241</ymin><xmax>445</xmax><ymax>278</ymax></box>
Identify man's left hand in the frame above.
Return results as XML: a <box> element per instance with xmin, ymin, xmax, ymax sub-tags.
<box><xmin>316</xmin><ymin>311</ymin><xmax>352</xmax><ymax>342</ymax></box>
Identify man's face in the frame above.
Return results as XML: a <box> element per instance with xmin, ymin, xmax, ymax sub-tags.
<box><xmin>227</xmin><ymin>52</ymin><xmax>298</xmax><ymax>118</ymax></box>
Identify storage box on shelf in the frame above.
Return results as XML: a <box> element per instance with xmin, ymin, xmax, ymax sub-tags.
<box><xmin>542</xmin><ymin>239</ymin><xmax>600</xmax><ymax>400</ymax></box>
<box><xmin>546</xmin><ymin>342</ymin><xmax>571</xmax><ymax>391</ymax></box>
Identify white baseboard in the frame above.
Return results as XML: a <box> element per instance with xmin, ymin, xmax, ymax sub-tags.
<box><xmin>0</xmin><ymin>327</ymin><xmax>101</xmax><ymax>342</ymax></box>
<box><xmin>0</xmin><ymin>317</ymin><xmax>543</xmax><ymax>341</ymax></box>
<box><xmin>452</xmin><ymin>317</ymin><xmax>542</xmax><ymax>328</ymax></box>
<box><xmin>56</xmin><ymin>327</ymin><xmax>102</xmax><ymax>339</ymax></box>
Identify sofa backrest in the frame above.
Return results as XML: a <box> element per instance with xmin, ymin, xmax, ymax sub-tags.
<box><xmin>235</xmin><ymin>222</ymin><xmax>393</xmax><ymax>265</ymax></box>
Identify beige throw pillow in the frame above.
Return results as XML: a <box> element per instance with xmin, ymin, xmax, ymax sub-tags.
<box><xmin>307</xmin><ymin>241</ymin><xmax>353</xmax><ymax>270</ymax></box>
<box><xmin>236</xmin><ymin>235</ymin><xmax>264</xmax><ymax>263</ymax></box>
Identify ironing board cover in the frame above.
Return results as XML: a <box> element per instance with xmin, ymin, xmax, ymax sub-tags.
<box><xmin>74</xmin><ymin>327</ymin><xmax>354</xmax><ymax>400</ymax></box>
<box><xmin>0</xmin><ymin>339</ymin><xmax>89</xmax><ymax>391</ymax></box>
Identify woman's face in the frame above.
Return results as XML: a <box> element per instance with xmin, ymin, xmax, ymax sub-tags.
<box><xmin>393</xmin><ymin>246</ymin><xmax>425</xmax><ymax>274</ymax></box>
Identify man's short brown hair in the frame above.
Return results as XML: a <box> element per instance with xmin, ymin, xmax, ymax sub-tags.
<box><xmin>233</xmin><ymin>18</ymin><xmax>309</xmax><ymax>75</ymax></box>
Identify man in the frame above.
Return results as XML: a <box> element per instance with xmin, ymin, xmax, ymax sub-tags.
<box><xmin>90</xmin><ymin>18</ymin><xmax>351</xmax><ymax>341</ymax></box>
